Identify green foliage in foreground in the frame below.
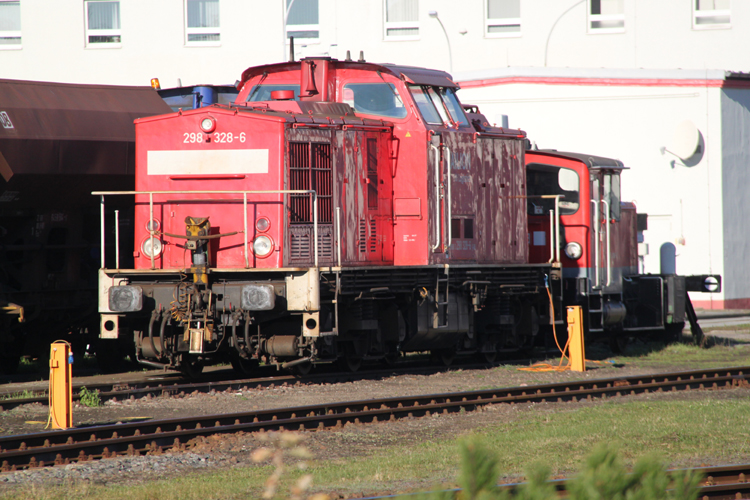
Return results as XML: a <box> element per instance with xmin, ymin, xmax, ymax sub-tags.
<box><xmin>406</xmin><ymin>440</ymin><xmax>703</xmax><ymax>500</ymax></box>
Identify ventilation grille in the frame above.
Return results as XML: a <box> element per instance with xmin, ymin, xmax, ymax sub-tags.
<box><xmin>290</xmin><ymin>224</ymin><xmax>334</xmax><ymax>264</ymax></box>
<box><xmin>289</xmin><ymin>141</ymin><xmax>332</xmax><ymax>224</ymax></box>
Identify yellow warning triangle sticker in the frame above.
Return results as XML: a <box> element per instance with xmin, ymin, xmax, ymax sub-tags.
<box><xmin>405</xmin><ymin>132</ymin><xmax>411</xmax><ymax>137</ymax></box>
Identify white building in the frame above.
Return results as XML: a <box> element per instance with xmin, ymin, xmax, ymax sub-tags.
<box><xmin>1</xmin><ymin>0</ymin><xmax>748</xmax><ymax>307</ymax></box>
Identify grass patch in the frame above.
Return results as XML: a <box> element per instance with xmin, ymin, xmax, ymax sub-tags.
<box><xmin>0</xmin><ymin>389</ymin><xmax>42</xmax><ymax>400</ymax></box>
<box><xmin>614</xmin><ymin>340</ymin><xmax>750</xmax><ymax>368</ymax></box>
<box><xmin>6</xmin><ymin>394</ymin><xmax>750</xmax><ymax>499</ymax></box>
<box><xmin>704</xmin><ymin>323</ymin><xmax>750</xmax><ymax>332</ymax></box>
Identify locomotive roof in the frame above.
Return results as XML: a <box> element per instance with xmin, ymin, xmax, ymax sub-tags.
<box><xmin>240</xmin><ymin>58</ymin><xmax>457</xmax><ymax>89</ymax></box>
<box><xmin>531</xmin><ymin>149</ymin><xmax>627</xmax><ymax>170</ymax></box>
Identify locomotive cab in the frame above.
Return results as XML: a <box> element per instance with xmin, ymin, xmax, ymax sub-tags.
<box><xmin>526</xmin><ymin>149</ymin><xmax>720</xmax><ymax>348</ymax></box>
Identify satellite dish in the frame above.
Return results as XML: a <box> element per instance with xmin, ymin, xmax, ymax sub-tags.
<box><xmin>670</xmin><ymin>120</ymin><xmax>700</xmax><ymax>160</ymax></box>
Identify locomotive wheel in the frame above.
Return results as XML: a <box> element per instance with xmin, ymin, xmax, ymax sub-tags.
<box><xmin>338</xmin><ymin>355</ymin><xmax>362</xmax><ymax>373</ymax></box>
<box><xmin>430</xmin><ymin>348</ymin><xmax>455</xmax><ymax>367</ymax></box>
<box><xmin>0</xmin><ymin>353</ymin><xmax>21</xmax><ymax>375</ymax></box>
<box><xmin>179</xmin><ymin>355</ymin><xmax>205</xmax><ymax>378</ymax></box>
<box><xmin>0</xmin><ymin>333</ymin><xmax>24</xmax><ymax>374</ymax></box>
<box><xmin>229</xmin><ymin>353</ymin><xmax>259</xmax><ymax>376</ymax></box>
<box><xmin>381</xmin><ymin>352</ymin><xmax>399</xmax><ymax>366</ymax></box>
<box><xmin>290</xmin><ymin>360</ymin><xmax>312</xmax><ymax>376</ymax></box>
<box><xmin>609</xmin><ymin>335</ymin><xmax>630</xmax><ymax>354</ymax></box>
<box><xmin>657</xmin><ymin>322</ymin><xmax>685</xmax><ymax>344</ymax></box>
<box><xmin>477</xmin><ymin>351</ymin><xmax>497</xmax><ymax>364</ymax></box>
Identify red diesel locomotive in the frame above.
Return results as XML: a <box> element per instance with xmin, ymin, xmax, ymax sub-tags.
<box><xmin>524</xmin><ymin>149</ymin><xmax>721</xmax><ymax>350</ymax></box>
<box><xmin>97</xmin><ymin>57</ymin><xmax>557</xmax><ymax>375</ymax></box>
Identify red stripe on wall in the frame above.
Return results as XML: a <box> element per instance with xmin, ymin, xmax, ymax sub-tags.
<box><xmin>691</xmin><ymin>298</ymin><xmax>750</xmax><ymax>311</ymax></box>
<box><xmin>457</xmin><ymin>76</ymin><xmax>750</xmax><ymax>90</ymax></box>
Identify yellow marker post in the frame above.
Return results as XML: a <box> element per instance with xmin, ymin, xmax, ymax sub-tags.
<box><xmin>49</xmin><ymin>341</ymin><xmax>72</xmax><ymax>429</ymax></box>
<box><xmin>567</xmin><ymin>306</ymin><xmax>586</xmax><ymax>372</ymax></box>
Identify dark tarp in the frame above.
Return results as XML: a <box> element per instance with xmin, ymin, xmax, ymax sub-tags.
<box><xmin>0</xmin><ymin>79</ymin><xmax>171</xmax><ymax>207</ymax></box>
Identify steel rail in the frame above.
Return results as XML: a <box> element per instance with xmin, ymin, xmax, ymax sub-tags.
<box><xmin>0</xmin><ymin>366</ymin><xmax>748</xmax><ymax>471</ymax></box>
<box><xmin>365</xmin><ymin>464</ymin><xmax>750</xmax><ymax>499</ymax></box>
<box><xmin>0</xmin><ymin>352</ymin><xmax>571</xmax><ymax>412</ymax></box>
<box><xmin>0</xmin><ymin>359</ymin><xmax>534</xmax><ymax>412</ymax></box>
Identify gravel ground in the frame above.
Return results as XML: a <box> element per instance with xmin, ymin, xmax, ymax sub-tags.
<box><xmin>1</xmin><ymin>328</ymin><xmax>750</xmax><ymax>495</ymax></box>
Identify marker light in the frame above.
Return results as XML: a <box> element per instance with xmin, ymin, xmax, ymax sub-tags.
<box><xmin>199</xmin><ymin>116</ymin><xmax>216</xmax><ymax>133</ymax></box>
<box><xmin>255</xmin><ymin>217</ymin><xmax>270</xmax><ymax>232</ymax></box>
<box><xmin>252</xmin><ymin>235</ymin><xmax>273</xmax><ymax>257</ymax></box>
<box><xmin>145</xmin><ymin>219</ymin><xmax>160</xmax><ymax>232</ymax></box>
<box><xmin>564</xmin><ymin>241</ymin><xmax>583</xmax><ymax>260</ymax></box>
<box><xmin>141</xmin><ymin>237</ymin><xmax>164</xmax><ymax>258</ymax></box>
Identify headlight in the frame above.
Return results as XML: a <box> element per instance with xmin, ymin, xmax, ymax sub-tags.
<box><xmin>564</xmin><ymin>241</ymin><xmax>583</xmax><ymax>260</ymax></box>
<box><xmin>241</xmin><ymin>284</ymin><xmax>275</xmax><ymax>310</ymax></box>
<box><xmin>199</xmin><ymin>116</ymin><xmax>216</xmax><ymax>133</ymax></box>
<box><xmin>109</xmin><ymin>285</ymin><xmax>143</xmax><ymax>312</ymax></box>
<box><xmin>252</xmin><ymin>235</ymin><xmax>273</xmax><ymax>257</ymax></box>
<box><xmin>142</xmin><ymin>236</ymin><xmax>163</xmax><ymax>258</ymax></box>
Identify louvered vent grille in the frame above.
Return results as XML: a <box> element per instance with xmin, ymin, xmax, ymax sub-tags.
<box><xmin>289</xmin><ymin>225</ymin><xmax>334</xmax><ymax>264</ymax></box>
<box><xmin>289</xmin><ymin>141</ymin><xmax>332</xmax><ymax>224</ymax></box>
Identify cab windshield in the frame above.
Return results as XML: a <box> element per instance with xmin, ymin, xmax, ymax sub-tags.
<box><xmin>526</xmin><ymin>163</ymin><xmax>580</xmax><ymax>216</ymax></box>
<box><xmin>408</xmin><ymin>85</ymin><xmax>469</xmax><ymax>126</ymax></box>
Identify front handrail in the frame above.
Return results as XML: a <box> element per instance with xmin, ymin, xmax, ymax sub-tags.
<box><xmin>429</xmin><ymin>145</ymin><xmax>441</xmax><ymax>252</ymax></box>
<box><xmin>600</xmin><ymin>199</ymin><xmax>611</xmax><ymax>287</ymax></box>
<box><xmin>591</xmin><ymin>199</ymin><xmax>599</xmax><ymax>288</ymax></box>
<box><xmin>93</xmin><ymin>189</ymin><xmax>318</xmax><ymax>270</ymax></box>
<box><xmin>445</xmin><ymin>145</ymin><xmax>452</xmax><ymax>251</ymax></box>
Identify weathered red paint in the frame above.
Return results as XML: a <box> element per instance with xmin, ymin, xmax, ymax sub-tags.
<box><xmin>134</xmin><ymin>59</ymin><xmax>528</xmax><ymax>271</ymax></box>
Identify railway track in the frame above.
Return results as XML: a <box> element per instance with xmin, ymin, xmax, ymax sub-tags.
<box><xmin>385</xmin><ymin>464</ymin><xmax>750</xmax><ymax>499</ymax></box>
<box><xmin>0</xmin><ymin>357</ymin><xmax>540</xmax><ymax>412</ymax></box>
<box><xmin>0</xmin><ymin>365</ymin><xmax>748</xmax><ymax>472</ymax></box>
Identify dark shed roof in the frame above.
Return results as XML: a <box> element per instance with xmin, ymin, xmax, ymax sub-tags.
<box><xmin>0</xmin><ymin>79</ymin><xmax>171</xmax><ymax>142</ymax></box>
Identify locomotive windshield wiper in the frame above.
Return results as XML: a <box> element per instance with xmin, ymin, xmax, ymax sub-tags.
<box><xmin>246</xmin><ymin>72</ymin><xmax>268</xmax><ymax>102</ymax></box>
<box><xmin>376</xmin><ymin>70</ymin><xmax>404</xmax><ymax>108</ymax></box>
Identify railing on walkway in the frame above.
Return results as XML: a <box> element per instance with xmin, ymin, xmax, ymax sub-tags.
<box><xmin>92</xmin><ymin>190</ymin><xmax>319</xmax><ymax>270</ymax></box>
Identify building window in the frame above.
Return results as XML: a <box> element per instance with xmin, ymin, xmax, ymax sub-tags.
<box><xmin>0</xmin><ymin>0</ymin><xmax>21</xmax><ymax>48</ymax></box>
<box><xmin>384</xmin><ymin>0</ymin><xmax>418</xmax><ymax>40</ymax></box>
<box><xmin>85</xmin><ymin>1</ymin><xmax>120</xmax><ymax>46</ymax></box>
<box><xmin>286</xmin><ymin>0</ymin><xmax>318</xmax><ymax>40</ymax></box>
<box><xmin>185</xmin><ymin>0</ymin><xmax>220</xmax><ymax>45</ymax></box>
<box><xmin>485</xmin><ymin>0</ymin><xmax>520</xmax><ymax>37</ymax></box>
<box><xmin>693</xmin><ymin>0</ymin><xmax>730</xmax><ymax>29</ymax></box>
<box><xmin>588</xmin><ymin>0</ymin><xmax>624</xmax><ymax>33</ymax></box>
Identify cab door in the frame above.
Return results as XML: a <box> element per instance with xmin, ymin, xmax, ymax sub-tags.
<box><xmin>590</xmin><ymin>170</ymin><xmax>622</xmax><ymax>294</ymax></box>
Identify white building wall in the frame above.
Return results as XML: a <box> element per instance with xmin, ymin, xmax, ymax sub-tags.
<box><xmin>2</xmin><ymin>1</ymin><xmax>750</xmax><ymax>87</ymax></box>
<box><xmin>455</xmin><ymin>75</ymin><xmax>729</xmax><ymax>306</ymax></box>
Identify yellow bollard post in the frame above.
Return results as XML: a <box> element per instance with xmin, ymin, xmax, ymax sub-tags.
<box><xmin>567</xmin><ymin>306</ymin><xmax>586</xmax><ymax>372</ymax></box>
<box><xmin>49</xmin><ymin>341</ymin><xmax>73</xmax><ymax>429</ymax></box>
